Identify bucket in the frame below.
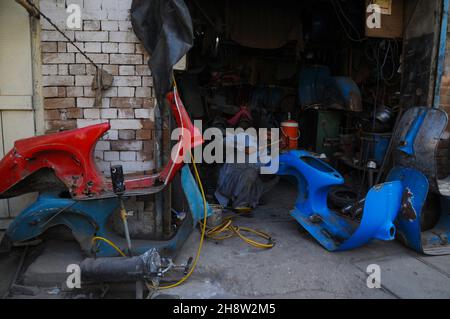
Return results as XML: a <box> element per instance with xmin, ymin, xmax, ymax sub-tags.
<box><xmin>281</xmin><ymin>119</ymin><xmax>300</xmax><ymax>150</ymax></box>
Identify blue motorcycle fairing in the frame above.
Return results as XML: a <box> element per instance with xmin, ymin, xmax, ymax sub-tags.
<box><xmin>278</xmin><ymin>150</ymin><xmax>404</xmax><ymax>251</ymax></box>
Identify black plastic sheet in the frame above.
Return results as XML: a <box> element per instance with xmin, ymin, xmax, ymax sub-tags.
<box><xmin>131</xmin><ymin>0</ymin><xmax>193</xmax><ymax>98</ymax></box>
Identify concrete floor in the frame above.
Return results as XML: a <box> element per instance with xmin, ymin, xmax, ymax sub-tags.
<box><xmin>1</xmin><ymin>180</ymin><xmax>450</xmax><ymax>299</ymax></box>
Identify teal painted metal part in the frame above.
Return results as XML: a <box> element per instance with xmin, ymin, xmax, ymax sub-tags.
<box><xmin>278</xmin><ymin>150</ymin><xmax>404</xmax><ymax>251</ymax></box>
<box><xmin>5</xmin><ymin>165</ymin><xmax>212</xmax><ymax>257</ymax></box>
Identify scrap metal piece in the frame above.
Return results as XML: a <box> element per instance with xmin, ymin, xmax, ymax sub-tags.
<box><xmin>278</xmin><ymin>150</ymin><xmax>404</xmax><ymax>251</ymax></box>
<box><xmin>2</xmin><ymin>165</ymin><xmax>212</xmax><ymax>257</ymax></box>
<box><xmin>388</xmin><ymin>166</ymin><xmax>450</xmax><ymax>255</ymax></box>
<box><xmin>393</xmin><ymin>107</ymin><xmax>448</xmax><ymax>194</ymax></box>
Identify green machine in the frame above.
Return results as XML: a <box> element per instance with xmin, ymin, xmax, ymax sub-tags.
<box><xmin>298</xmin><ymin>109</ymin><xmax>343</xmax><ymax>157</ymax></box>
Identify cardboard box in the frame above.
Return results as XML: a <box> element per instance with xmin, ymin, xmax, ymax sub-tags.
<box><xmin>365</xmin><ymin>0</ymin><xmax>404</xmax><ymax>39</ymax></box>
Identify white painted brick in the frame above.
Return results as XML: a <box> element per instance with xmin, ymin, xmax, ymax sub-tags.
<box><xmin>66</xmin><ymin>87</ymin><xmax>84</xmax><ymax>97</ymax></box>
<box><xmin>118</xmin><ymin>109</ymin><xmax>134</xmax><ymax>119</ymax></box>
<box><xmin>42</xmin><ymin>87</ymin><xmax>59</xmax><ymax>98</ymax></box>
<box><xmin>103</xmin><ymin>87</ymin><xmax>118</xmax><ymax>97</ymax></box>
<box><xmin>94</xmin><ymin>151</ymin><xmax>104</xmax><ymax>160</ymax></box>
<box><xmin>42</xmin><ymin>65</ymin><xmax>58</xmax><ymax>75</ymax></box>
<box><xmin>101</xmin><ymin>20</ymin><xmax>119</xmax><ymax>31</ymax></box>
<box><xmin>96</xmin><ymin>161</ymin><xmax>111</xmax><ymax>174</ymax></box>
<box><xmin>42</xmin><ymin>53</ymin><xmax>75</xmax><ymax>64</ymax></box>
<box><xmin>102</xmin><ymin>42</ymin><xmax>118</xmax><ymax>53</ymax></box>
<box><xmin>95</xmin><ymin>141</ymin><xmax>111</xmax><ymax>151</ymax></box>
<box><xmin>110</xmin><ymin>119</ymin><xmax>143</xmax><ymax>130</ymax></box>
<box><xmin>135</xmin><ymin>87</ymin><xmax>151</xmax><ymax>98</ymax></box>
<box><xmin>111</xmin><ymin>161</ymin><xmax>153</xmax><ymax>173</ymax></box>
<box><xmin>84</xmin><ymin>42</ymin><xmax>102</xmax><ymax>53</ymax></box>
<box><xmin>110</xmin><ymin>54</ymin><xmax>142</xmax><ymax>65</ymax></box>
<box><xmin>84</xmin><ymin>0</ymin><xmax>102</xmax><ymax>10</ymax></box>
<box><xmin>102</xmin><ymin>98</ymin><xmax>111</xmax><ymax>108</ymax></box>
<box><xmin>82</xmin><ymin>9</ymin><xmax>108</xmax><ymax>21</ymax></box>
<box><xmin>120</xmin><ymin>151</ymin><xmax>136</xmax><ymax>161</ymax></box>
<box><xmin>103</xmin><ymin>129</ymin><xmax>118</xmax><ymax>140</ymax></box>
<box><xmin>42</xmin><ymin>30</ymin><xmax>75</xmax><ymax>42</ymax></box>
<box><xmin>136</xmin><ymin>65</ymin><xmax>151</xmax><ymax>76</ymax></box>
<box><xmin>84</xmin><ymin>108</ymin><xmax>100</xmax><ymax>119</ymax></box>
<box><xmin>76</xmin><ymin>53</ymin><xmax>109</xmax><ymax>64</ymax></box>
<box><xmin>118</xmin><ymin>43</ymin><xmax>135</xmax><ymax>54</ymax></box>
<box><xmin>118</xmin><ymin>0</ymin><xmax>133</xmax><ymax>9</ymax></box>
<box><xmin>107</xmin><ymin>10</ymin><xmax>131</xmax><ymax>20</ymax></box>
<box><xmin>84</xmin><ymin>86</ymin><xmax>96</xmax><ymax>97</ymax></box>
<box><xmin>118</xmin><ymin>21</ymin><xmax>132</xmax><ymax>31</ymax></box>
<box><xmin>102</xmin><ymin>0</ymin><xmax>119</xmax><ymax>9</ymax></box>
<box><xmin>77</xmin><ymin>119</ymin><xmax>103</xmax><ymax>128</ymax></box>
<box><xmin>58</xmin><ymin>64</ymin><xmax>69</xmax><ymax>75</ymax></box>
<box><xmin>57</xmin><ymin>42</ymin><xmax>67</xmax><ymax>52</ymax></box>
<box><xmin>84</xmin><ymin>20</ymin><xmax>101</xmax><ymax>31</ymax></box>
<box><xmin>104</xmin><ymin>151</ymin><xmax>120</xmax><ymax>161</ymax></box>
<box><xmin>69</xmin><ymin>64</ymin><xmax>86</xmax><ymax>75</ymax></box>
<box><xmin>42</xmin><ymin>76</ymin><xmax>74</xmax><ymax>86</ymax></box>
<box><xmin>75</xmin><ymin>75</ymin><xmax>94</xmax><ymax>86</ymax></box>
<box><xmin>135</xmin><ymin>108</ymin><xmax>151</xmax><ymax>119</ymax></box>
<box><xmin>113</xmin><ymin>76</ymin><xmax>141</xmax><ymax>86</ymax></box>
<box><xmin>77</xmin><ymin>97</ymin><xmax>96</xmax><ymax>108</ymax></box>
<box><xmin>101</xmin><ymin>108</ymin><xmax>118</xmax><ymax>119</ymax></box>
<box><xmin>75</xmin><ymin>31</ymin><xmax>108</xmax><ymax>42</ymax></box>
<box><xmin>109</xmin><ymin>31</ymin><xmax>139</xmax><ymax>43</ymax></box>
<box><xmin>119</xmin><ymin>66</ymin><xmax>135</xmax><ymax>75</ymax></box>
<box><xmin>143</xmin><ymin>76</ymin><xmax>153</xmax><ymax>87</ymax></box>
<box><xmin>118</xmin><ymin>87</ymin><xmax>135</xmax><ymax>97</ymax></box>
<box><xmin>67</xmin><ymin>42</ymin><xmax>85</xmax><ymax>53</ymax></box>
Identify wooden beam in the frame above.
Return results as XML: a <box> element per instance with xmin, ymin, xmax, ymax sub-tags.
<box><xmin>15</xmin><ymin>0</ymin><xmax>40</xmax><ymax>19</ymax></box>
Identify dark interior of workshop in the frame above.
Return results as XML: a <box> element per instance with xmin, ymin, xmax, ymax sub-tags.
<box><xmin>172</xmin><ymin>0</ymin><xmax>428</xmax><ymax>220</ymax></box>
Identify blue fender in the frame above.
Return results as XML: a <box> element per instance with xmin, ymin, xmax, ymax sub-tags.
<box><xmin>278</xmin><ymin>150</ymin><xmax>404</xmax><ymax>251</ymax></box>
<box><xmin>5</xmin><ymin>165</ymin><xmax>212</xmax><ymax>257</ymax></box>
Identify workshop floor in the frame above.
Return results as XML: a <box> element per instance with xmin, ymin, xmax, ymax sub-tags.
<box><xmin>1</xmin><ymin>180</ymin><xmax>450</xmax><ymax>299</ymax></box>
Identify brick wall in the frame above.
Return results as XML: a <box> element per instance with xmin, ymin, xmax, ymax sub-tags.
<box><xmin>40</xmin><ymin>0</ymin><xmax>155</xmax><ymax>175</ymax></box>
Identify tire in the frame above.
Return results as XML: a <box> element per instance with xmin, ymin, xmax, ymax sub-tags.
<box><xmin>328</xmin><ymin>186</ymin><xmax>358</xmax><ymax>209</ymax></box>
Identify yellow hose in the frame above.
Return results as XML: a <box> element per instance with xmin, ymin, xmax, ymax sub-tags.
<box><xmin>92</xmin><ymin>236</ymin><xmax>126</xmax><ymax>257</ymax></box>
<box><xmin>200</xmin><ymin>211</ymin><xmax>274</xmax><ymax>249</ymax></box>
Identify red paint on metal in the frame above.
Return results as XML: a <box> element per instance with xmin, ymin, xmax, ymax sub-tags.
<box><xmin>0</xmin><ymin>91</ymin><xmax>202</xmax><ymax>200</ymax></box>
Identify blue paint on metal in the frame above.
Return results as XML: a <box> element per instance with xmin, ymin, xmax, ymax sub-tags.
<box><xmin>6</xmin><ymin>165</ymin><xmax>212</xmax><ymax>257</ymax></box>
<box><xmin>387</xmin><ymin>167</ymin><xmax>429</xmax><ymax>253</ymax></box>
<box><xmin>181</xmin><ymin>164</ymin><xmax>213</xmax><ymax>224</ymax></box>
<box><xmin>398</xmin><ymin>108</ymin><xmax>427</xmax><ymax>156</ymax></box>
<box><xmin>388</xmin><ymin>167</ymin><xmax>450</xmax><ymax>255</ymax></box>
<box><xmin>334</xmin><ymin>76</ymin><xmax>362</xmax><ymax>111</ymax></box>
<box><xmin>433</xmin><ymin>0</ymin><xmax>449</xmax><ymax>108</ymax></box>
<box><xmin>278</xmin><ymin>150</ymin><xmax>404</xmax><ymax>251</ymax></box>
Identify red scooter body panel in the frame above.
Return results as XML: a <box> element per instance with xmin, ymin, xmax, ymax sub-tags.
<box><xmin>0</xmin><ymin>89</ymin><xmax>202</xmax><ymax>200</ymax></box>
<box><xmin>0</xmin><ymin>123</ymin><xmax>109</xmax><ymax>198</ymax></box>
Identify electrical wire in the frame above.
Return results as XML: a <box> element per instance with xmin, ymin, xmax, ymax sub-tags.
<box><xmin>199</xmin><ymin>209</ymin><xmax>274</xmax><ymax>249</ymax></box>
<box><xmin>330</xmin><ymin>0</ymin><xmax>367</xmax><ymax>43</ymax></box>
<box><xmin>148</xmin><ymin>151</ymin><xmax>208</xmax><ymax>290</ymax></box>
